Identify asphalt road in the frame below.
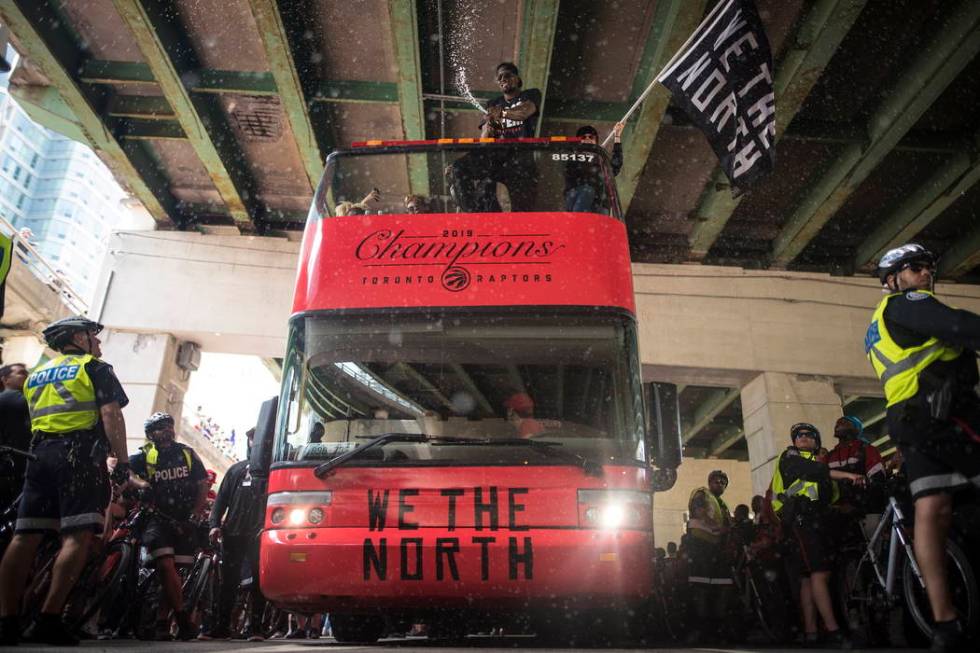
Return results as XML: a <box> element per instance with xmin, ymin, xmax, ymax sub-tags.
<box><xmin>9</xmin><ymin>636</ymin><xmax>933</xmax><ymax>652</ymax></box>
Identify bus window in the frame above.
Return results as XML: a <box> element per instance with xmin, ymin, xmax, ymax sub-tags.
<box><xmin>274</xmin><ymin>311</ymin><xmax>645</xmax><ymax>468</ymax></box>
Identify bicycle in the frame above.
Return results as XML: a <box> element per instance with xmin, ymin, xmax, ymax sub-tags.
<box><xmin>838</xmin><ymin>486</ymin><xmax>979</xmax><ymax>646</ymax></box>
<box><xmin>730</xmin><ymin>540</ymin><xmax>792</xmax><ymax>644</ymax></box>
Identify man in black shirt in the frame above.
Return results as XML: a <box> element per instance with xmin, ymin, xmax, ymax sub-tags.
<box><xmin>564</xmin><ymin>123</ymin><xmax>624</xmax><ymax>213</ymax></box>
<box><xmin>868</xmin><ymin>243</ymin><xmax>980</xmax><ymax>652</ymax></box>
<box><xmin>129</xmin><ymin>412</ymin><xmax>207</xmax><ymax>641</ymax></box>
<box><xmin>447</xmin><ymin>62</ymin><xmax>540</xmax><ymax>212</ymax></box>
<box><xmin>200</xmin><ymin>430</ymin><xmax>266</xmax><ymax>641</ymax></box>
<box><xmin>0</xmin><ymin>363</ymin><xmax>30</xmax><ymax>511</ymax></box>
<box><xmin>0</xmin><ymin>316</ymin><xmax>130</xmax><ymax>646</ymax></box>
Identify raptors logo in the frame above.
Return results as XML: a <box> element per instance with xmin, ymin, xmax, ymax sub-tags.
<box><xmin>441</xmin><ymin>266</ymin><xmax>471</xmax><ymax>292</ymax></box>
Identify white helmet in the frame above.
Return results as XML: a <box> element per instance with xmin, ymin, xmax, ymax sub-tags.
<box><xmin>877</xmin><ymin>243</ymin><xmax>935</xmax><ymax>283</ymax></box>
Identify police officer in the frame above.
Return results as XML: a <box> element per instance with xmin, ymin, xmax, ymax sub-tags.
<box><xmin>868</xmin><ymin>243</ymin><xmax>980</xmax><ymax>652</ymax></box>
<box><xmin>684</xmin><ymin>470</ymin><xmax>732</xmax><ymax>643</ymax></box>
<box><xmin>129</xmin><ymin>412</ymin><xmax>208</xmax><ymax>641</ymax></box>
<box><xmin>200</xmin><ymin>430</ymin><xmax>266</xmax><ymax>641</ymax></box>
<box><xmin>0</xmin><ymin>316</ymin><xmax>129</xmax><ymax>646</ymax></box>
<box><xmin>771</xmin><ymin>423</ymin><xmax>863</xmax><ymax>648</ymax></box>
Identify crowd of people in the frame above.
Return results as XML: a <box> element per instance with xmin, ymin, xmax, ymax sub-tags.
<box><xmin>191</xmin><ymin>409</ymin><xmax>237</xmax><ymax>462</ymax></box>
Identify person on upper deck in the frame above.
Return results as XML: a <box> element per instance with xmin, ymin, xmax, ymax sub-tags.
<box><xmin>447</xmin><ymin>62</ymin><xmax>540</xmax><ymax>213</ymax></box>
<box><xmin>564</xmin><ymin>123</ymin><xmax>624</xmax><ymax>214</ymax></box>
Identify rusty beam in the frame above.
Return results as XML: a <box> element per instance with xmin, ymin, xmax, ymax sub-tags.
<box><xmin>113</xmin><ymin>0</ymin><xmax>261</xmax><ymax>227</ymax></box>
<box><xmin>617</xmin><ymin>0</ymin><xmax>708</xmax><ymax>216</ymax></box>
<box><xmin>387</xmin><ymin>0</ymin><xmax>429</xmax><ymax>195</ymax></box>
<box><xmin>247</xmin><ymin>0</ymin><xmax>323</xmax><ymax>191</ymax></box>
<box><xmin>0</xmin><ymin>0</ymin><xmax>177</xmax><ymax>226</ymax></box>
<box><xmin>770</xmin><ymin>0</ymin><xmax>980</xmax><ymax>266</ymax></box>
<box><xmin>517</xmin><ymin>0</ymin><xmax>560</xmax><ymax>137</ymax></box>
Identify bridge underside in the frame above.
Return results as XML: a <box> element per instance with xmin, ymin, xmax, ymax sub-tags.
<box><xmin>1</xmin><ymin>0</ymin><xmax>979</xmax><ymax>279</ymax></box>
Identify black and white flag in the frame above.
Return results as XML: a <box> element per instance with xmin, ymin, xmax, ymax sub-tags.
<box><xmin>657</xmin><ymin>0</ymin><xmax>775</xmax><ymax>192</ymax></box>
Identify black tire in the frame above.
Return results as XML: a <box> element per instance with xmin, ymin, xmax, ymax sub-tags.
<box><xmin>66</xmin><ymin>541</ymin><xmax>133</xmax><ymax>631</ymax></box>
<box><xmin>331</xmin><ymin>613</ymin><xmax>384</xmax><ymax>644</ymax></box>
<box><xmin>749</xmin><ymin>565</ymin><xmax>792</xmax><ymax>644</ymax></box>
<box><xmin>134</xmin><ymin>570</ymin><xmax>163</xmax><ymax>640</ymax></box>
<box><xmin>182</xmin><ymin>556</ymin><xmax>212</xmax><ymax>614</ymax></box>
<box><xmin>903</xmin><ymin>538</ymin><xmax>979</xmax><ymax>643</ymax></box>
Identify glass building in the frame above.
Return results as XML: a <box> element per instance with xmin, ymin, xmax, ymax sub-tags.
<box><xmin>0</xmin><ymin>47</ymin><xmax>132</xmax><ymax>303</ymax></box>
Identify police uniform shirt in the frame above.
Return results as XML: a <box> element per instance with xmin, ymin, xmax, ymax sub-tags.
<box><xmin>0</xmin><ymin>388</ymin><xmax>31</xmax><ymax>505</ymax></box>
<box><xmin>484</xmin><ymin>88</ymin><xmax>542</xmax><ymax>139</ymax></box>
<box><xmin>87</xmin><ymin>359</ymin><xmax>130</xmax><ymax>423</ymax></box>
<box><xmin>779</xmin><ymin>446</ymin><xmax>831</xmax><ymax>504</ymax></box>
<box><xmin>130</xmin><ymin>445</ymin><xmax>207</xmax><ymax>520</ymax></box>
<box><xmin>882</xmin><ymin>291</ymin><xmax>980</xmax><ymax>432</ymax></box>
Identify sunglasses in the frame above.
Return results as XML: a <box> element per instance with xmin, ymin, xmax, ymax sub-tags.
<box><xmin>794</xmin><ymin>432</ymin><xmax>817</xmax><ymax>439</ymax></box>
<box><xmin>901</xmin><ymin>262</ymin><xmax>934</xmax><ymax>274</ymax></box>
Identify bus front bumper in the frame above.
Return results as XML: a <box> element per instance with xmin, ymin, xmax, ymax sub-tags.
<box><xmin>260</xmin><ymin>527</ymin><xmax>653</xmax><ymax>610</ymax></box>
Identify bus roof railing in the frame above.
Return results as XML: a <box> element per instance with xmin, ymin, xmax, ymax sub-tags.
<box><xmin>350</xmin><ymin>136</ymin><xmax>587</xmax><ymax>148</ymax></box>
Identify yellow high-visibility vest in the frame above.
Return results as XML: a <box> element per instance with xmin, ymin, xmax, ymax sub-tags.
<box><xmin>770</xmin><ymin>449</ymin><xmax>820</xmax><ymax>514</ymax></box>
<box><xmin>24</xmin><ymin>353</ymin><xmax>98</xmax><ymax>434</ymax></box>
<box><xmin>866</xmin><ymin>291</ymin><xmax>961</xmax><ymax>407</ymax></box>
<box><xmin>687</xmin><ymin>487</ymin><xmax>729</xmax><ymax>542</ymax></box>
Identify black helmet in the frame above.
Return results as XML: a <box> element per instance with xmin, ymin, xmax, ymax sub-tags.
<box><xmin>144</xmin><ymin>412</ymin><xmax>175</xmax><ymax>434</ymax></box>
<box><xmin>790</xmin><ymin>422</ymin><xmax>821</xmax><ymax>448</ymax></box>
<box><xmin>708</xmin><ymin>469</ymin><xmax>729</xmax><ymax>485</ymax></box>
<box><xmin>42</xmin><ymin>316</ymin><xmax>104</xmax><ymax>350</ymax></box>
<box><xmin>876</xmin><ymin>243</ymin><xmax>935</xmax><ymax>284</ymax></box>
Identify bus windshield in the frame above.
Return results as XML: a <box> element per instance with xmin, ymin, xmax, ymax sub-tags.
<box><xmin>315</xmin><ymin>141</ymin><xmax>622</xmax><ymax>219</ymax></box>
<box><xmin>275</xmin><ymin>311</ymin><xmax>646</xmax><ymax>468</ymax></box>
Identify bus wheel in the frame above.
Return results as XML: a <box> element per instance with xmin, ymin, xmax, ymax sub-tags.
<box><xmin>330</xmin><ymin>613</ymin><xmax>384</xmax><ymax>644</ymax></box>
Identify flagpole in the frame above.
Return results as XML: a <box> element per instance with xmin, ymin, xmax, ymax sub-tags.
<box><xmin>601</xmin><ymin>0</ymin><xmax>733</xmax><ymax>147</ymax></box>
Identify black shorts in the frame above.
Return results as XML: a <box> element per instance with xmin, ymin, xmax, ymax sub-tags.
<box><xmin>786</xmin><ymin>520</ymin><xmax>831</xmax><ymax>577</ymax></box>
<box><xmin>898</xmin><ymin>425</ymin><xmax>980</xmax><ymax>500</ymax></box>
<box><xmin>142</xmin><ymin>515</ymin><xmax>198</xmax><ymax>566</ymax></box>
<box><xmin>15</xmin><ymin>437</ymin><xmax>109</xmax><ymax>535</ymax></box>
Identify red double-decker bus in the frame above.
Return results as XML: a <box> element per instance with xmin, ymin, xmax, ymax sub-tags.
<box><xmin>256</xmin><ymin>137</ymin><xmax>680</xmax><ymax>642</ymax></box>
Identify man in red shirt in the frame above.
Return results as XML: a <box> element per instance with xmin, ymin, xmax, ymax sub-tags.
<box><xmin>504</xmin><ymin>393</ymin><xmax>545</xmax><ymax>438</ymax></box>
<box><xmin>827</xmin><ymin>416</ymin><xmax>886</xmax><ymax>482</ymax></box>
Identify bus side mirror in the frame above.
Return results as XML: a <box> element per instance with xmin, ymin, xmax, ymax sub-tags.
<box><xmin>249</xmin><ymin>396</ymin><xmax>278</xmax><ymax>479</ymax></box>
<box><xmin>648</xmin><ymin>382</ymin><xmax>682</xmax><ymax>490</ymax></box>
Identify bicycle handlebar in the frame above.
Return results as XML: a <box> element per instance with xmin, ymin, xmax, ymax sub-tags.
<box><xmin>0</xmin><ymin>444</ymin><xmax>37</xmax><ymax>462</ymax></box>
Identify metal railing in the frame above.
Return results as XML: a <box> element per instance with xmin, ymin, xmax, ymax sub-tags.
<box><xmin>0</xmin><ymin>214</ymin><xmax>88</xmax><ymax>315</ymax></box>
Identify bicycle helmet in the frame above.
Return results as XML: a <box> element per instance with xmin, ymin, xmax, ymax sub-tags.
<box><xmin>144</xmin><ymin>411</ymin><xmax>175</xmax><ymax>434</ymax></box>
<box><xmin>790</xmin><ymin>422</ymin><xmax>822</xmax><ymax>448</ymax></box>
<box><xmin>876</xmin><ymin>243</ymin><xmax>935</xmax><ymax>284</ymax></box>
<box><xmin>708</xmin><ymin>469</ymin><xmax>729</xmax><ymax>485</ymax></box>
<box><xmin>42</xmin><ymin>316</ymin><xmax>104</xmax><ymax>350</ymax></box>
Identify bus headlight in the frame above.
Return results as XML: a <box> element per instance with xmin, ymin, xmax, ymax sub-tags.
<box><xmin>578</xmin><ymin>490</ymin><xmax>652</xmax><ymax>531</ymax></box>
<box><xmin>267</xmin><ymin>492</ymin><xmax>333</xmax><ymax>528</ymax></box>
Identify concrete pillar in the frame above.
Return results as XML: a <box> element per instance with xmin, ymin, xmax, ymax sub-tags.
<box><xmin>740</xmin><ymin>372</ymin><xmax>842</xmax><ymax>493</ymax></box>
<box><xmin>99</xmin><ymin>330</ymin><xmax>193</xmax><ymax>456</ymax></box>
<box><xmin>0</xmin><ymin>335</ymin><xmax>47</xmax><ymax>368</ymax></box>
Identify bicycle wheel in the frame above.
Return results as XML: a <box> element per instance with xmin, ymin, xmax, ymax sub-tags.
<box><xmin>903</xmin><ymin>538</ymin><xmax>979</xmax><ymax>642</ymax></box>
<box><xmin>20</xmin><ymin>538</ymin><xmax>59</xmax><ymax>622</ymax></box>
<box><xmin>133</xmin><ymin>569</ymin><xmax>163</xmax><ymax>640</ymax></box>
<box><xmin>836</xmin><ymin>552</ymin><xmax>899</xmax><ymax>647</ymax></box>
<box><xmin>183</xmin><ymin>556</ymin><xmax>214</xmax><ymax>614</ymax></box>
<box><xmin>67</xmin><ymin>540</ymin><xmax>133</xmax><ymax>631</ymax></box>
<box><xmin>749</xmin><ymin>564</ymin><xmax>791</xmax><ymax>643</ymax></box>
